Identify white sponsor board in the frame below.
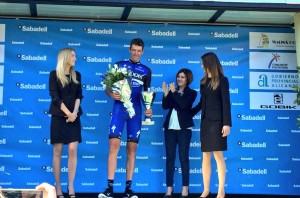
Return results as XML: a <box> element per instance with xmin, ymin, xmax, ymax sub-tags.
<box><xmin>249</xmin><ymin>32</ymin><xmax>295</xmax><ymax>50</ymax></box>
<box><xmin>0</xmin><ymin>45</ymin><xmax>4</xmax><ymax>63</ymax></box>
<box><xmin>249</xmin><ymin>72</ymin><xmax>298</xmax><ymax>90</ymax></box>
<box><xmin>249</xmin><ymin>52</ymin><xmax>297</xmax><ymax>70</ymax></box>
<box><xmin>0</xmin><ymin>24</ymin><xmax>5</xmax><ymax>42</ymax></box>
<box><xmin>250</xmin><ymin>92</ymin><xmax>299</xmax><ymax>110</ymax></box>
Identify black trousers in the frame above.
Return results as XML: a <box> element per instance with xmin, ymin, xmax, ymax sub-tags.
<box><xmin>164</xmin><ymin>128</ymin><xmax>192</xmax><ymax>187</ymax></box>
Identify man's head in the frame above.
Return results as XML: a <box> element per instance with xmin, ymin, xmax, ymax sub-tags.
<box><xmin>129</xmin><ymin>38</ymin><xmax>144</xmax><ymax>63</ymax></box>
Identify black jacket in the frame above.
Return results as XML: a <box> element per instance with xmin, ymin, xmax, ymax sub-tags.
<box><xmin>192</xmin><ymin>76</ymin><xmax>232</xmax><ymax>126</ymax></box>
<box><xmin>162</xmin><ymin>86</ymin><xmax>197</xmax><ymax>130</ymax></box>
<box><xmin>49</xmin><ymin>70</ymin><xmax>83</xmax><ymax>117</ymax></box>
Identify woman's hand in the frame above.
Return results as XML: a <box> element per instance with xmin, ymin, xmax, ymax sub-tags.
<box><xmin>222</xmin><ymin>125</ymin><xmax>230</xmax><ymax>137</ymax></box>
<box><xmin>66</xmin><ymin>112</ymin><xmax>77</xmax><ymax>122</ymax></box>
<box><xmin>162</xmin><ymin>82</ymin><xmax>169</xmax><ymax>97</ymax></box>
<box><xmin>169</xmin><ymin>82</ymin><xmax>176</xmax><ymax>93</ymax></box>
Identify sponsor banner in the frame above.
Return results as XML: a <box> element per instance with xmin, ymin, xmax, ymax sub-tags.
<box><xmin>0</xmin><ymin>19</ymin><xmax>299</xmax><ymax>195</ymax></box>
<box><xmin>249</xmin><ymin>52</ymin><xmax>297</xmax><ymax>70</ymax></box>
<box><xmin>250</xmin><ymin>92</ymin><xmax>299</xmax><ymax>110</ymax></box>
<box><xmin>0</xmin><ymin>24</ymin><xmax>5</xmax><ymax>42</ymax></box>
<box><xmin>0</xmin><ymin>45</ymin><xmax>4</xmax><ymax>62</ymax></box>
<box><xmin>249</xmin><ymin>72</ymin><xmax>298</xmax><ymax>90</ymax></box>
<box><xmin>249</xmin><ymin>32</ymin><xmax>295</xmax><ymax>50</ymax></box>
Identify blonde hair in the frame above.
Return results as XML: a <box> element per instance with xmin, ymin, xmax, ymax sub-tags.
<box><xmin>56</xmin><ymin>48</ymin><xmax>79</xmax><ymax>87</ymax></box>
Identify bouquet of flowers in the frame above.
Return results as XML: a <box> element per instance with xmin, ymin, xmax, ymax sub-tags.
<box><xmin>101</xmin><ymin>64</ymin><xmax>135</xmax><ymax>118</ymax></box>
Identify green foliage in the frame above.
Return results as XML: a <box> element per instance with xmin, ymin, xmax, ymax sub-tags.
<box><xmin>101</xmin><ymin>64</ymin><xmax>130</xmax><ymax>88</ymax></box>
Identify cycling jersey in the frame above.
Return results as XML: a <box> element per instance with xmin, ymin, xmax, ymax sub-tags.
<box><xmin>109</xmin><ymin>59</ymin><xmax>151</xmax><ymax>143</ymax></box>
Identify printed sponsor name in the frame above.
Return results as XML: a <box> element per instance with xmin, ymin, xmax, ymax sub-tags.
<box><xmin>241</xmin><ymin>142</ymin><xmax>267</xmax><ymax>148</ymax></box>
<box><xmin>86</xmin><ymin>85</ymin><xmax>105</xmax><ymax>91</ymax></box>
<box><xmin>240</xmin><ymin>115</ymin><xmax>266</xmax><ymax>121</ymax></box>
<box><xmin>12</xmin><ymin>41</ymin><xmax>24</xmax><ymax>44</ymax></box>
<box><xmin>60</xmin><ymin>28</ymin><xmax>73</xmax><ymax>32</ymax></box>
<box><xmin>82</xmin><ymin>155</ymin><xmax>95</xmax><ymax>159</ymax></box>
<box><xmin>82</xmin><ymin>182</ymin><xmax>95</xmax><ymax>186</ymax></box>
<box><xmin>85</xmin><ymin>141</ymin><xmax>98</xmax><ymax>144</ymax></box>
<box><xmin>0</xmin><ymin>138</ymin><xmax>6</xmax><ymax>144</ymax></box>
<box><xmin>125</xmin><ymin>30</ymin><xmax>137</xmax><ymax>34</ymax></box>
<box><xmin>85</xmin><ymin>168</ymin><xmax>98</xmax><ymax>171</ymax></box>
<box><xmin>82</xmin><ymin>126</ymin><xmax>96</xmax><ymax>130</ymax></box>
<box><xmin>19</xmin><ymin>83</ymin><xmax>46</xmax><ymax>89</ymax></box>
<box><xmin>19</xmin><ymin>140</ymin><xmax>32</xmax><ymax>143</ymax></box>
<box><xmin>242</xmin><ymin>168</ymin><xmax>267</xmax><ymax>174</ymax></box>
<box><xmin>151</xmin><ymin>30</ymin><xmax>176</xmax><ymax>36</ymax></box>
<box><xmin>0</xmin><ymin>154</ymin><xmax>13</xmax><ymax>158</ymax></box>
<box><xmin>213</xmin><ymin>32</ymin><xmax>238</xmax><ymax>38</ymax></box>
<box><xmin>85</xmin><ymin>57</ymin><xmax>112</xmax><ymax>63</ymax></box>
<box><xmin>149</xmin><ymin>58</ymin><xmax>176</xmax><ymax>64</ymax></box>
<box><xmin>11</xmin><ymin>70</ymin><xmax>24</xmax><ymax>74</ymax></box>
<box><xmin>21</xmin><ymin>26</ymin><xmax>47</xmax><ymax>32</ymax></box>
<box><xmin>20</xmin><ymin>55</ymin><xmax>47</xmax><ymax>61</ymax></box>
<box><xmin>28</xmin><ymin>125</ymin><xmax>42</xmax><ymax>129</ymax></box>
<box><xmin>0</xmin><ymin>110</ymin><xmax>7</xmax><ymax>116</ymax></box>
<box><xmin>86</xmin><ymin>28</ymin><xmax>112</xmax><ymax>34</ymax></box>
<box><xmin>1</xmin><ymin>125</ymin><xmax>14</xmax><ymax>128</ymax></box>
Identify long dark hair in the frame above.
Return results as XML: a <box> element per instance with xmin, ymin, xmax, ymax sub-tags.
<box><xmin>200</xmin><ymin>52</ymin><xmax>224</xmax><ymax>90</ymax></box>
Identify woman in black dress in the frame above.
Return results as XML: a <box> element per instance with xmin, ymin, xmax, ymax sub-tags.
<box><xmin>49</xmin><ymin>48</ymin><xmax>83</xmax><ymax>198</ymax></box>
<box><xmin>192</xmin><ymin>52</ymin><xmax>231</xmax><ymax>198</ymax></box>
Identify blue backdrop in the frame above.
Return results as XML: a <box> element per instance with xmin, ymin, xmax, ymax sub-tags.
<box><xmin>0</xmin><ymin>18</ymin><xmax>299</xmax><ymax>196</ymax></box>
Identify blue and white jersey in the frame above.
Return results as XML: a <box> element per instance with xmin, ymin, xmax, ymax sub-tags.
<box><xmin>116</xmin><ymin>59</ymin><xmax>152</xmax><ymax>104</ymax></box>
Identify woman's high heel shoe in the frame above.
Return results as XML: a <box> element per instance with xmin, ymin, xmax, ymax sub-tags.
<box><xmin>200</xmin><ymin>192</ymin><xmax>210</xmax><ymax>198</ymax></box>
<box><xmin>57</xmin><ymin>195</ymin><xmax>64</xmax><ymax>198</ymax></box>
<box><xmin>164</xmin><ymin>189</ymin><xmax>173</xmax><ymax>198</ymax></box>
<box><xmin>67</xmin><ymin>187</ymin><xmax>76</xmax><ymax>198</ymax></box>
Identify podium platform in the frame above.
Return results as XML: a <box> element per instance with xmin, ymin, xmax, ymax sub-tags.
<box><xmin>0</xmin><ymin>189</ymin><xmax>43</xmax><ymax>198</ymax></box>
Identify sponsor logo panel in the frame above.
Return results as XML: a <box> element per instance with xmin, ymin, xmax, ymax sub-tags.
<box><xmin>0</xmin><ymin>45</ymin><xmax>4</xmax><ymax>62</ymax></box>
<box><xmin>249</xmin><ymin>32</ymin><xmax>295</xmax><ymax>50</ymax></box>
<box><xmin>250</xmin><ymin>92</ymin><xmax>299</xmax><ymax>110</ymax></box>
<box><xmin>0</xmin><ymin>86</ymin><xmax>3</xmax><ymax>105</ymax></box>
<box><xmin>0</xmin><ymin>24</ymin><xmax>5</xmax><ymax>42</ymax></box>
<box><xmin>249</xmin><ymin>72</ymin><xmax>297</xmax><ymax>90</ymax></box>
<box><xmin>249</xmin><ymin>52</ymin><xmax>297</xmax><ymax>70</ymax></box>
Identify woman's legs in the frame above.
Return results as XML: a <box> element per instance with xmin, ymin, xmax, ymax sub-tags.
<box><xmin>53</xmin><ymin>143</ymin><xmax>63</xmax><ymax>195</ymax></box>
<box><xmin>214</xmin><ymin>151</ymin><xmax>226</xmax><ymax>198</ymax></box>
<box><xmin>67</xmin><ymin>141</ymin><xmax>78</xmax><ymax>195</ymax></box>
<box><xmin>178</xmin><ymin>129</ymin><xmax>192</xmax><ymax>196</ymax></box>
<box><xmin>200</xmin><ymin>152</ymin><xmax>211</xmax><ymax>197</ymax></box>
<box><xmin>164</xmin><ymin>130</ymin><xmax>177</xmax><ymax>195</ymax></box>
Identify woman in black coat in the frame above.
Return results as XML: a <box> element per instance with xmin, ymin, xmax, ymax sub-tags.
<box><xmin>162</xmin><ymin>68</ymin><xmax>197</xmax><ymax>198</ymax></box>
<box><xmin>49</xmin><ymin>48</ymin><xmax>83</xmax><ymax>198</ymax></box>
<box><xmin>192</xmin><ymin>52</ymin><xmax>231</xmax><ymax>198</ymax></box>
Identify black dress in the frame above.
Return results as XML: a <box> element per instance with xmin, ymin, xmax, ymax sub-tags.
<box><xmin>49</xmin><ymin>71</ymin><xmax>83</xmax><ymax>144</ymax></box>
<box><xmin>193</xmin><ymin>77</ymin><xmax>232</xmax><ymax>152</ymax></box>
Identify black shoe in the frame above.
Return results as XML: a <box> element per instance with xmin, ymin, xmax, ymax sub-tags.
<box><xmin>164</xmin><ymin>189</ymin><xmax>173</xmax><ymax>198</ymax></box>
<box><xmin>98</xmin><ymin>187</ymin><xmax>114</xmax><ymax>198</ymax></box>
<box><xmin>200</xmin><ymin>192</ymin><xmax>210</xmax><ymax>198</ymax></box>
<box><xmin>123</xmin><ymin>188</ymin><xmax>138</xmax><ymax>198</ymax></box>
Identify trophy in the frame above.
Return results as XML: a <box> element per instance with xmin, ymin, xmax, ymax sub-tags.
<box><xmin>141</xmin><ymin>88</ymin><xmax>156</xmax><ymax>125</ymax></box>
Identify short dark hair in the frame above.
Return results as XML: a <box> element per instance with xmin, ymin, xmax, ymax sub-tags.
<box><xmin>176</xmin><ymin>68</ymin><xmax>193</xmax><ymax>85</ymax></box>
<box><xmin>130</xmin><ymin>38</ymin><xmax>144</xmax><ymax>50</ymax></box>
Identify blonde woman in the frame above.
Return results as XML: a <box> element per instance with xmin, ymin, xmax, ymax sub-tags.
<box><xmin>49</xmin><ymin>48</ymin><xmax>83</xmax><ymax>198</ymax></box>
